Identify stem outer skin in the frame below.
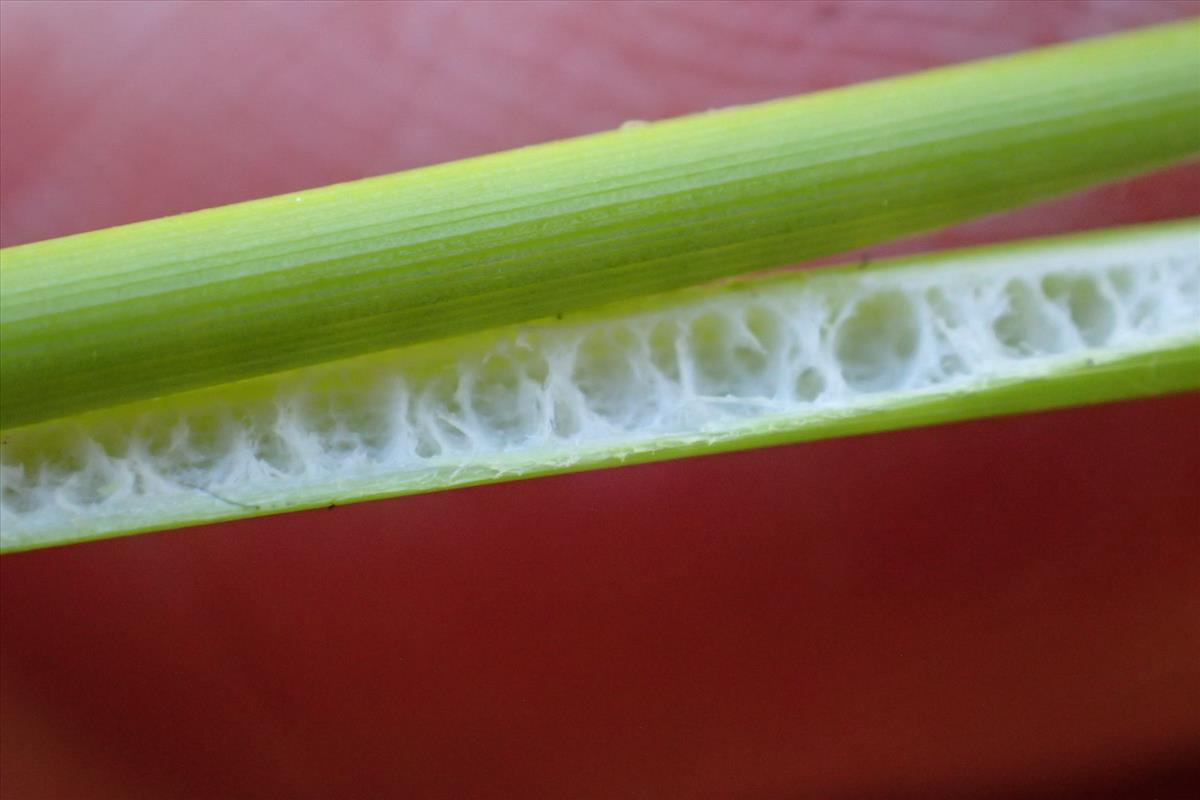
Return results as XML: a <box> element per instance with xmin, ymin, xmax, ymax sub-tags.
<box><xmin>2</xmin><ymin>20</ymin><xmax>1199</xmax><ymax>429</ymax></box>
<box><xmin>2</xmin><ymin>219</ymin><xmax>1197</xmax><ymax>553</ymax></box>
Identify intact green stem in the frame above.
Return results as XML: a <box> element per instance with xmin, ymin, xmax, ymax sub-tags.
<box><xmin>2</xmin><ymin>20</ymin><xmax>1198</xmax><ymax>429</ymax></box>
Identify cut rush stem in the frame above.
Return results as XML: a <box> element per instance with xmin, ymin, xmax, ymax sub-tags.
<box><xmin>2</xmin><ymin>219</ymin><xmax>1197</xmax><ymax>551</ymax></box>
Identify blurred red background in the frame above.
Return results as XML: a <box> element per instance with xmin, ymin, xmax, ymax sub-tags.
<box><xmin>2</xmin><ymin>2</ymin><xmax>1198</xmax><ymax>798</ymax></box>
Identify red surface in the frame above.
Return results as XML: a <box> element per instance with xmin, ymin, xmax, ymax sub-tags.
<box><xmin>2</xmin><ymin>2</ymin><xmax>1199</xmax><ymax>798</ymax></box>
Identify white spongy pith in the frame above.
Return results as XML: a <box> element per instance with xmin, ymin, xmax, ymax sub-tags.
<box><xmin>2</xmin><ymin>239</ymin><xmax>1198</xmax><ymax>545</ymax></box>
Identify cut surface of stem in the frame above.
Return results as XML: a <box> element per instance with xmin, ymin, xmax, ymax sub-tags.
<box><xmin>2</xmin><ymin>220</ymin><xmax>1197</xmax><ymax>552</ymax></box>
<box><xmin>2</xmin><ymin>20</ymin><xmax>1198</xmax><ymax>429</ymax></box>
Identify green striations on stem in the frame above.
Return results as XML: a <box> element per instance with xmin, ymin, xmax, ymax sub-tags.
<box><xmin>2</xmin><ymin>20</ymin><xmax>1199</xmax><ymax>429</ymax></box>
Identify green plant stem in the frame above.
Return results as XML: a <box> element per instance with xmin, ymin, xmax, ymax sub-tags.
<box><xmin>2</xmin><ymin>219</ymin><xmax>1196</xmax><ymax>552</ymax></box>
<box><xmin>2</xmin><ymin>20</ymin><xmax>1198</xmax><ymax>429</ymax></box>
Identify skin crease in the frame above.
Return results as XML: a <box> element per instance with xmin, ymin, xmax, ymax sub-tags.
<box><xmin>1</xmin><ymin>1</ymin><xmax>1198</xmax><ymax>797</ymax></box>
